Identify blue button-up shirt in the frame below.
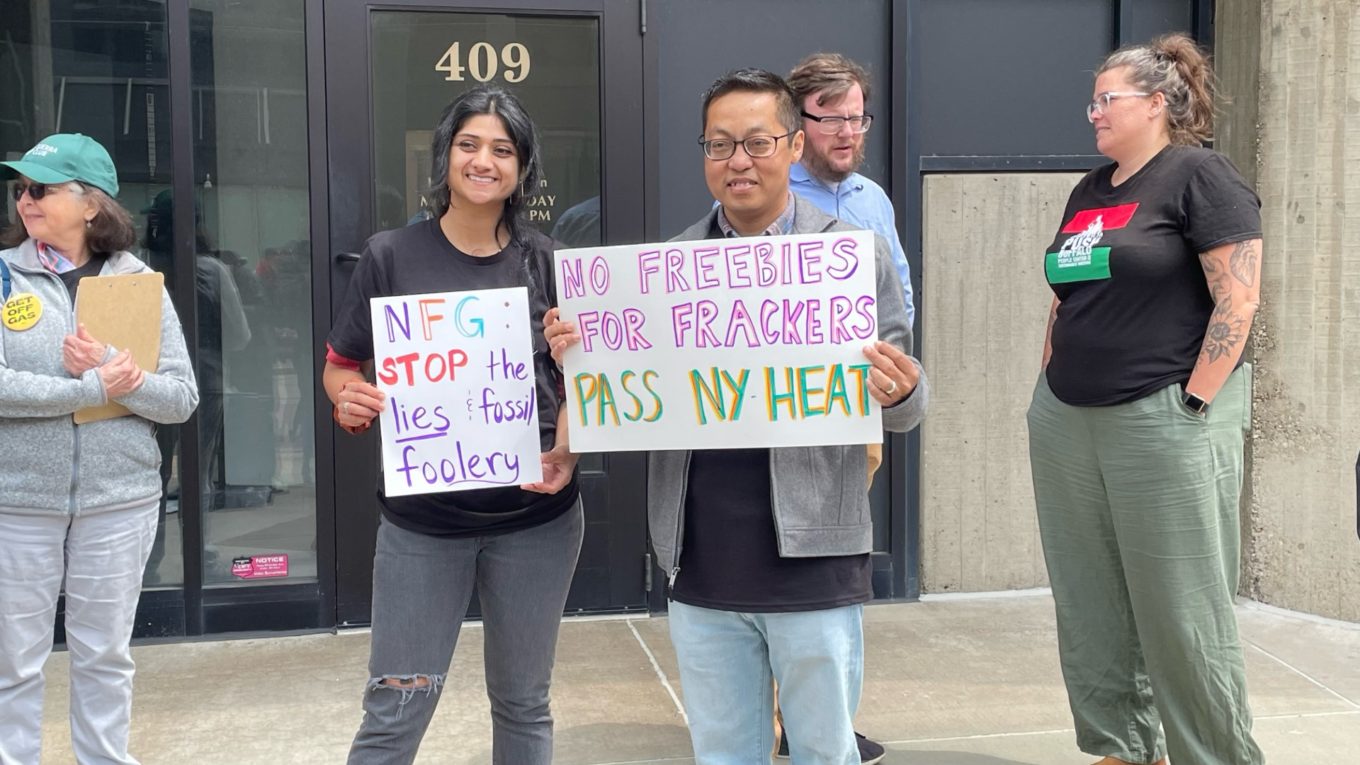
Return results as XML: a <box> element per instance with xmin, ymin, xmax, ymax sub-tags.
<box><xmin>790</xmin><ymin>162</ymin><xmax>915</xmax><ymax>325</ymax></box>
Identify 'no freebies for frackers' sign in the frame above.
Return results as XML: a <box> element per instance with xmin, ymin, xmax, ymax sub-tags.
<box><xmin>556</xmin><ymin>230</ymin><xmax>883</xmax><ymax>453</ymax></box>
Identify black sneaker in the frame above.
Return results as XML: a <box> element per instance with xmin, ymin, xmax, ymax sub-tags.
<box><xmin>856</xmin><ymin>732</ymin><xmax>886</xmax><ymax>765</ymax></box>
<box><xmin>776</xmin><ymin>731</ymin><xmax>885</xmax><ymax>763</ymax></box>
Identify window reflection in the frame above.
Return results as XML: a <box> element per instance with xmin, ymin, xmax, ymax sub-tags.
<box><xmin>190</xmin><ymin>0</ymin><xmax>316</xmax><ymax>586</ymax></box>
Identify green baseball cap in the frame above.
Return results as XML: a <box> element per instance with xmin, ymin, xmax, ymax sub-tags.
<box><xmin>1</xmin><ymin>133</ymin><xmax>119</xmax><ymax>197</ymax></box>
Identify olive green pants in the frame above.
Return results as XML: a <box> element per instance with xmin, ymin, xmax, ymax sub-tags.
<box><xmin>1027</xmin><ymin>367</ymin><xmax>1263</xmax><ymax>765</ymax></box>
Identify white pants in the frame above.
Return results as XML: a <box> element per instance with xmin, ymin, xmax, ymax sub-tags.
<box><xmin>0</xmin><ymin>502</ymin><xmax>157</xmax><ymax>765</ymax></box>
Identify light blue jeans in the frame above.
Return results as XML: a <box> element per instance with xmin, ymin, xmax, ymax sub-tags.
<box><xmin>0</xmin><ymin>502</ymin><xmax>158</xmax><ymax>765</ymax></box>
<box><xmin>668</xmin><ymin>600</ymin><xmax>863</xmax><ymax>765</ymax></box>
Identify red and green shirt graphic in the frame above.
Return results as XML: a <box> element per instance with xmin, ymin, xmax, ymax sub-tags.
<box><xmin>1044</xmin><ymin>202</ymin><xmax>1138</xmax><ymax>284</ymax></box>
<box><xmin>1041</xmin><ymin>146</ymin><xmax>1261</xmax><ymax>407</ymax></box>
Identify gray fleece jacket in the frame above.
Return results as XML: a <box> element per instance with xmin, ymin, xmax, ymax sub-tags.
<box><xmin>0</xmin><ymin>239</ymin><xmax>198</xmax><ymax>516</ymax></box>
<box><xmin>649</xmin><ymin>194</ymin><xmax>930</xmax><ymax>581</ymax></box>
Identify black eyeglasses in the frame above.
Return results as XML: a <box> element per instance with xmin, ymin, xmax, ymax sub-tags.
<box><xmin>800</xmin><ymin>111</ymin><xmax>873</xmax><ymax>134</ymax></box>
<box><xmin>11</xmin><ymin>182</ymin><xmax>56</xmax><ymax>202</ymax></box>
<box><xmin>697</xmin><ymin>131</ymin><xmax>797</xmax><ymax>161</ymax></box>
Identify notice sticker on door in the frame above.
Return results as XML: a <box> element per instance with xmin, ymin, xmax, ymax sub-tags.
<box><xmin>231</xmin><ymin>554</ymin><xmax>289</xmax><ymax>580</ymax></box>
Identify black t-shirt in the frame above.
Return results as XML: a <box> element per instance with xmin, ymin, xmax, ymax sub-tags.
<box><xmin>1044</xmin><ymin>145</ymin><xmax>1261</xmax><ymax>406</ymax></box>
<box><xmin>59</xmin><ymin>258</ymin><xmax>105</xmax><ymax>301</ymax></box>
<box><xmin>670</xmin><ymin>447</ymin><xmax>873</xmax><ymax>613</ymax></box>
<box><xmin>327</xmin><ymin>218</ymin><xmax>577</xmax><ymax>537</ymax></box>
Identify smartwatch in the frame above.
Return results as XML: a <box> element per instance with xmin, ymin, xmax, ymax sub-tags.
<box><xmin>1182</xmin><ymin>391</ymin><xmax>1209</xmax><ymax>415</ymax></box>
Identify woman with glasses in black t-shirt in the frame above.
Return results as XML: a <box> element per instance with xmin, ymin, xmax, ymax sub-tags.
<box><xmin>1028</xmin><ymin>35</ymin><xmax>1265</xmax><ymax>765</ymax></box>
<box><xmin>323</xmin><ymin>85</ymin><xmax>580</xmax><ymax>765</ymax></box>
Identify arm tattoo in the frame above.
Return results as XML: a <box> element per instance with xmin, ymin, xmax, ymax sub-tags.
<box><xmin>1229</xmin><ymin>240</ymin><xmax>1258</xmax><ymax>287</ymax></box>
<box><xmin>1201</xmin><ymin>295</ymin><xmax>1247</xmax><ymax>362</ymax></box>
<box><xmin>1199</xmin><ymin>252</ymin><xmax>1231</xmax><ymax>303</ymax></box>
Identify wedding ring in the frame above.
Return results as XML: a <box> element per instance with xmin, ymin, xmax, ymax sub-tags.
<box><xmin>342</xmin><ymin>401</ymin><xmax>351</xmax><ymax>416</ymax></box>
<box><xmin>885</xmin><ymin>379</ymin><xmax>897</xmax><ymax>396</ymax></box>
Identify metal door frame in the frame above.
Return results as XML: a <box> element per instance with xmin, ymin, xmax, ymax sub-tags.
<box><xmin>320</xmin><ymin>0</ymin><xmax>649</xmax><ymax>626</ymax></box>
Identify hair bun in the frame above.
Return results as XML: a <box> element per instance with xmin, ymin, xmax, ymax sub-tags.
<box><xmin>1152</xmin><ymin>33</ymin><xmax>1204</xmax><ymax>68</ymax></box>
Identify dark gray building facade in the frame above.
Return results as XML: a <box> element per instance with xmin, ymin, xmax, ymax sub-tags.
<box><xmin>0</xmin><ymin>0</ymin><xmax>1211</xmax><ymax>639</ymax></box>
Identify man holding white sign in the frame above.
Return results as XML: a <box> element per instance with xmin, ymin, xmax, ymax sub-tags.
<box><xmin>546</xmin><ymin>69</ymin><xmax>927</xmax><ymax>765</ymax></box>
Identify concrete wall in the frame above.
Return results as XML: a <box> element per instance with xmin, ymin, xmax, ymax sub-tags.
<box><xmin>918</xmin><ymin>2</ymin><xmax>1360</xmax><ymax>621</ymax></box>
<box><xmin>919</xmin><ymin>173</ymin><xmax>1081</xmax><ymax>593</ymax></box>
<box><xmin>1219</xmin><ymin>0</ymin><xmax>1360</xmax><ymax>621</ymax></box>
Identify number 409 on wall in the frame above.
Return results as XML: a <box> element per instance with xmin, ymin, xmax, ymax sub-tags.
<box><xmin>435</xmin><ymin>42</ymin><xmax>531</xmax><ymax>83</ymax></box>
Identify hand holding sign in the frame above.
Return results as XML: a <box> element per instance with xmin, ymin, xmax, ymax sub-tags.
<box><xmin>863</xmin><ymin>340</ymin><xmax>920</xmax><ymax>407</ymax></box>
<box><xmin>370</xmin><ymin>286</ymin><xmax>543</xmax><ymax>497</ymax></box>
<box><xmin>521</xmin><ymin>442</ymin><xmax>579</xmax><ymax>494</ymax></box>
<box><xmin>336</xmin><ymin>379</ymin><xmax>387</xmax><ymax>430</ymax></box>
<box><xmin>544</xmin><ymin>307</ymin><xmax>577</xmax><ymax>366</ymax></box>
<box><xmin>554</xmin><ymin>231</ymin><xmax>886</xmax><ymax>452</ymax></box>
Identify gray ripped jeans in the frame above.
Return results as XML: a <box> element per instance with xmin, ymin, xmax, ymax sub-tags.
<box><xmin>347</xmin><ymin>500</ymin><xmax>584</xmax><ymax>765</ymax></box>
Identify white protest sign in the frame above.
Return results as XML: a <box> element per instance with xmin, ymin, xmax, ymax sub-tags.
<box><xmin>370</xmin><ymin>287</ymin><xmax>542</xmax><ymax>496</ymax></box>
<box><xmin>555</xmin><ymin>230</ymin><xmax>882</xmax><ymax>452</ymax></box>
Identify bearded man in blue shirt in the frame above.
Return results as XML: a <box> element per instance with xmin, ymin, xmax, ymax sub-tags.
<box><xmin>788</xmin><ymin>53</ymin><xmax>914</xmax><ymax>326</ymax></box>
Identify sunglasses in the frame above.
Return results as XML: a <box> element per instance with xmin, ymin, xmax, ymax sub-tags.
<box><xmin>11</xmin><ymin>182</ymin><xmax>63</xmax><ymax>202</ymax></box>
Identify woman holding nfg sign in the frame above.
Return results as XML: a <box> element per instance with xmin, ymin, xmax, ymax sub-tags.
<box><xmin>323</xmin><ymin>85</ymin><xmax>580</xmax><ymax>765</ymax></box>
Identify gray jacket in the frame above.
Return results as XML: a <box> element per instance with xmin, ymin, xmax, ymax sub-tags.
<box><xmin>649</xmin><ymin>194</ymin><xmax>930</xmax><ymax>581</ymax></box>
<box><xmin>0</xmin><ymin>239</ymin><xmax>198</xmax><ymax>516</ymax></box>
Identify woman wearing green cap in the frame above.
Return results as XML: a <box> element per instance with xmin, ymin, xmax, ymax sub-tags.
<box><xmin>0</xmin><ymin>133</ymin><xmax>198</xmax><ymax>764</ymax></box>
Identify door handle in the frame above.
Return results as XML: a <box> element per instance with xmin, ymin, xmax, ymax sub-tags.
<box><xmin>335</xmin><ymin>251</ymin><xmax>361</xmax><ymax>263</ymax></box>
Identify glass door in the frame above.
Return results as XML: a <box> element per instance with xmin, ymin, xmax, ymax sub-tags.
<box><xmin>323</xmin><ymin>0</ymin><xmax>648</xmax><ymax>626</ymax></box>
<box><xmin>4</xmin><ymin>0</ymin><xmax>327</xmax><ymax>638</ymax></box>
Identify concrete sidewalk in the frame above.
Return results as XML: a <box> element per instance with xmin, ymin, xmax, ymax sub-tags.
<box><xmin>38</xmin><ymin>592</ymin><xmax>1360</xmax><ymax>764</ymax></box>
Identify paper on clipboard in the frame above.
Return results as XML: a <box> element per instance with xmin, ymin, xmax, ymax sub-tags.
<box><xmin>73</xmin><ymin>272</ymin><xmax>164</xmax><ymax>424</ymax></box>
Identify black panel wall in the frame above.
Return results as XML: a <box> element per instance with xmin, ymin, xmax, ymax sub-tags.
<box><xmin>651</xmin><ymin>0</ymin><xmax>893</xmax><ymax>238</ymax></box>
<box><xmin>913</xmin><ymin>0</ymin><xmax>1116</xmax><ymax>159</ymax></box>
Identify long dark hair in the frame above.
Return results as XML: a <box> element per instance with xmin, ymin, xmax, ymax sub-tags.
<box><xmin>427</xmin><ymin>85</ymin><xmax>543</xmax><ymax>246</ymax></box>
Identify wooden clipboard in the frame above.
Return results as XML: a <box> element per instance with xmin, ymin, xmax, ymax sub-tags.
<box><xmin>73</xmin><ymin>272</ymin><xmax>164</xmax><ymax>424</ymax></box>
